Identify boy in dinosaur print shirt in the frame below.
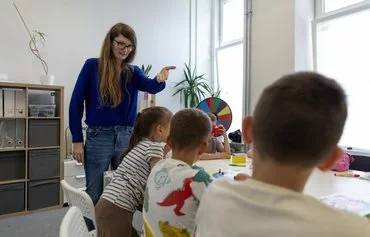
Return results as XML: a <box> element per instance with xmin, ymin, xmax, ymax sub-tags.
<box><xmin>143</xmin><ymin>109</ymin><xmax>213</xmax><ymax>237</ymax></box>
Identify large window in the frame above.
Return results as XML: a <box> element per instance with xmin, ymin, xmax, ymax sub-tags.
<box><xmin>216</xmin><ymin>0</ymin><xmax>244</xmax><ymax>133</ymax></box>
<box><xmin>319</xmin><ymin>0</ymin><xmax>367</xmax><ymax>13</ymax></box>
<box><xmin>314</xmin><ymin>0</ymin><xmax>370</xmax><ymax>153</ymax></box>
<box><xmin>220</xmin><ymin>0</ymin><xmax>244</xmax><ymax>44</ymax></box>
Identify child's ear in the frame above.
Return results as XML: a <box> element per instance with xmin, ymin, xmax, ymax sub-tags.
<box><xmin>156</xmin><ymin>124</ymin><xmax>163</xmax><ymax>134</ymax></box>
<box><xmin>242</xmin><ymin>116</ymin><xmax>253</xmax><ymax>144</ymax></box>
<box><xmin>166</xmin><ymin>137</ymin><xmax>172</xmax><ymax>148</ymax></box>
<box><xmin>198</xmin><ymin>141</ymin><xmax>208</xmax><ymax>155</ymax></box>
<box><xmin>318</xmin><ymin>147</ymin><xmax>343</xmax><ymax>171</ymax></box>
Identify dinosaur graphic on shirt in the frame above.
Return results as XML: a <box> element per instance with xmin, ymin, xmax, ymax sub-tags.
<box><xmin>157</xmin><ymin>177</ymin><xmax>193</xmax><ymax>216</ymax></box>
<box><xmin>158</xmin><ymin>220</ymin><xmax>191</xmax><ymax>237</ymax></box>
<box><xmin>144</xmin><ymin>220</ymin><xmax>155</xmax><ymax>237</ymax></box>
<box><xmin>192</xmin><ymin>169</ymin><xmax>212</xmax><ymax>187</ymax></box>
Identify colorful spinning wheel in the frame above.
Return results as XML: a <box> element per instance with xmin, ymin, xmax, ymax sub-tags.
<box><xmin>197</xmin><ymin>97</ymin><xmax>233</xmax><ymax>131</ymax></box>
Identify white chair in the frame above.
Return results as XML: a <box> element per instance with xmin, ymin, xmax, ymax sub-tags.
<box><xmin>61</xmin><ymin>180</ymin><xmax>96</xmax><ymax>228</ymax></box>
<box><xmin>60</xmin><ymin>206</ymin><xmax>91</xmax><ymax>237</ymax></box>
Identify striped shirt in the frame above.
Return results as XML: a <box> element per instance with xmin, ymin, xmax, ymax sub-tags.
<box><xmin>101</xmin><ymin>139</ymin><xmax>164</xmax><ymax>212</ymax></box>
<box><xmin>205</xmin><ymin>137</ymin><xmax>223</xmax><ymax>153</ymax></box>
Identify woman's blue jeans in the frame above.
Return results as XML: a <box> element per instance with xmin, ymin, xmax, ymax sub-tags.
<box><xmin>84</xmin><ymin>125</ymin><xmax>133</xmax><ymax>205</ymax></box>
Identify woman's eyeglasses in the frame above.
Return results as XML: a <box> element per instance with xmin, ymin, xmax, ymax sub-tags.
<box><xmin>113</xmin><ymin>39</ymin><xmax>134</xmax><ymax>51</ymax></box>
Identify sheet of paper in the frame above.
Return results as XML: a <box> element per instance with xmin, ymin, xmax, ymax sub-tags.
<box><xmin>320</xmin><ymin>193</ymin><xmax>370</xmax><ymax>216</ymax></box>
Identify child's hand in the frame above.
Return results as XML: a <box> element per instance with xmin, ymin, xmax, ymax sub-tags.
<box><xmin>219</xmin><ymin>125</ymin><xmax>227</xmax><ymax>136</ymax></box>
<box><xmin>234</xmin><ymin>173</ymin><xmax>251</xmax><ymax>181</ymax></box>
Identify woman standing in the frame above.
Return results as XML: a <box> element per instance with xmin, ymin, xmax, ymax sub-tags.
<box><xmin>69</xmin><ymin>22</ymin><xmax>175</xmax><ymax>204</ymax></box>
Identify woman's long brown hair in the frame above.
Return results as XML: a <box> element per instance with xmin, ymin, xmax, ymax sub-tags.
<box><xmin>99</xmin><ymin>23</ymin><xmax>137</xmax><ymax>107</ymax></box>
<box><xmin>120</xmin><ymin>106</ymin><xmax>173</xmax><ymax>161</ymax></box>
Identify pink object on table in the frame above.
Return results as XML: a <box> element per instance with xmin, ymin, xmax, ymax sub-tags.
<box><xmin>331</xmin><ymin>152</ymin><xmax>354</xmax><ymax>172</ymax></box>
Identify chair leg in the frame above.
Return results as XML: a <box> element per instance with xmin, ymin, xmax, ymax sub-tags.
<box><xmin>84</xmin><ymin>216</ymin><xmax>96</xmax><ymax>231</ymax></box>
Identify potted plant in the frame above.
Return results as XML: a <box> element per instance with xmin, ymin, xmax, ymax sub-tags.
<box><xmin>207</xmin><ymin>83</ymin><xmax>222</xmax><ymax>98</ymax></box>
<box><xmin>173</xmin><ymin>63</ymin><xmax>214</xmax><ymax>108</ymax></box>
<box><xmin>13</xmin><ymin>3</ymin><xmax>54</xmax><ymax>85</ymax></box>
<box><xmin>140</xmin><ymin>64</ymin><xmax>155</xmax><ymax>107</ymax></box>
<box><xmin>141</xmin><ymin>64</ymin><xmax>152</xmax><ymax>77</ymax></box>
<box><xmin>29</xmin><ymin>30</ymin><xmax>53</xmax><ymax>85</ymax></box>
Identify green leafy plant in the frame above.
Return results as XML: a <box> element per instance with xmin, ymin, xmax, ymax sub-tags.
<box><xmin>141</xmin><ymin>64</ymin><xmax>155</xmax><ymax>107</ymax></box>
<box><xmin>141</xmin><ymin>64</ymin><xmax>152</xmax><ymax>77</ymax></box>
<box><xmin>173</xmin><ymin>63</ymin><xmax>212</xmax><ymax>108</ymax></box>
<box><xmin>207</xmin><ymin>84</ymin><xmax>222</xmax><ymax>98</ymax></box>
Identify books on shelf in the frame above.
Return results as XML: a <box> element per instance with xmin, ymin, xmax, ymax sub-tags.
<box><xmin>0</xmin><ymin>89</ymin><xmax>2</xmax><ymax>117</ymax></box>
<box><xmin>0</xmin><ymin>89</ymin><xmax>26</xmax><ymax>118</ymax></box>
<box><xmin>3</xmin><ymin>89</ymin><xmax>15</xmax><ymax>117</ymax></box>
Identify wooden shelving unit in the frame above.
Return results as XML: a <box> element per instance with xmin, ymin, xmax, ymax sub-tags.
<box><xmin>0</xmin><ymin>82</ymin><xmax>64</xmax><ymax>218</ymax></box>
<box><xmin>28</xmin><ymin>117</ymin><xmax>61</xmax><ymax>119</ymax></box>
<box><xmin>28</xmin><ymin>146</ymin><xmax>61</xmax><ymax>150</ymax></box>
<box><xmin>0</xmin><ymin>117</ymin><xmax>26</xmax><ymax>119</ymax></box>
<box><xmin>0</xmin><ymin>148</ymin><xmax>27</xmax><ymax>152</ymax></box>
<box><xmin>0</xmin><ymin>179</ymin><xmax>27</xmax><ymax>185</ymax></box>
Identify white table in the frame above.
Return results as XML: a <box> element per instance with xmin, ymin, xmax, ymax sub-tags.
<box><xmin>195</xmin><ymin>159</ymin><xmax>370</xmax><ymax>199</ymax></box>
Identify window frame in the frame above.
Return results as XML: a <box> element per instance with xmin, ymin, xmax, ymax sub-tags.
<box><xmin>219</xmin><ymin>0</ymin><xmax>244</xmax><ymax>46</ymax></box>
<box><xmin>314</xmin><ymin>0</ymin><xmax>370</xmax><ymax>71</ymax></box>
<box><xmin>216</xmin><ymin>0</ymin><xmax>245</xmax><ymax>88</ymax></box>
<box><xmin>313</xmin><ymin>0</ymin><xmax>370</xmax><ymax>155</ymax></box>
<box><xmin>215</xmin><ymin>0</ymin><xmax>247</xmax><ymax>119</ymax></box>
<box><xmin>315</xmin><ymin>0</ymin><xmax>370</xmax><ymax>19</ymax></box>
<box><xmin>215</xmin><ymin>0</ymin><xmax>252</xmax><ymax>119</ymax></box>
<box><xmin>215</xmin><ymin>42</ymin><xmax>245</xmax><ymax>133</ymax></box>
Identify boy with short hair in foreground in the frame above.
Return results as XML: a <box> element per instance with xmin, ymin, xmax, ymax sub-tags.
<box><xmin>195</xmin><ymin>72</ymin><xmax>370</xmax><ymax>237</ymax></box>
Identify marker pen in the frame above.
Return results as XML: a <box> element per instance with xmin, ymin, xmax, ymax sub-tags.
<box><xmin>334</xmin><ymin>172</ymin><xmax>359</xmax><ymax>177</ymax></box>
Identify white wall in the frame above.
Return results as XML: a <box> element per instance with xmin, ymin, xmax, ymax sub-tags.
<box><xmin>0</xmin><ymin>0</ymin><xmax>192</xmax><ymax>130</ymax></box>
<box><xmin>196</xmin><ymin>0</ymin><xmax>213</xmax><ymax>81</ymax></box>
<box><xmin>250</xmin><ymin>0</ymin><xmax>314</xmax><ymax>112</ymax></box>
<box><xmin>250</xmin><ymin>0</ymin><xmax>296</xmax><ymax>112</ymax></box>
<box><xmin>295</xmin><ymin>0</ymin><xmax>314</xmax><ymax>71</ymax></box>
<box><xmin>1</xmin><ymin>0</ymin><xmax>315</xmax><ymax>129</ymax></box>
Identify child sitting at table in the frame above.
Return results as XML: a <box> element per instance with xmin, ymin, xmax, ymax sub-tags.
<box><xmin>195</xmin><ymin>72</ymin><xmax>370</xmax><ymax>236</ymax></box>
<box><xmin>200</xmin><ymin>113</ymin><xmax>231</xmax><ymax>160</ymax></box>
<box><xmin>95</xmin><ymin>106</ymin><xmax>172</xmax><ymax>237</ymax></box>
<box><xmin>143</xmin><ymin>109</ymin><xmax>213</xmax><ymax>236</ymax></box>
